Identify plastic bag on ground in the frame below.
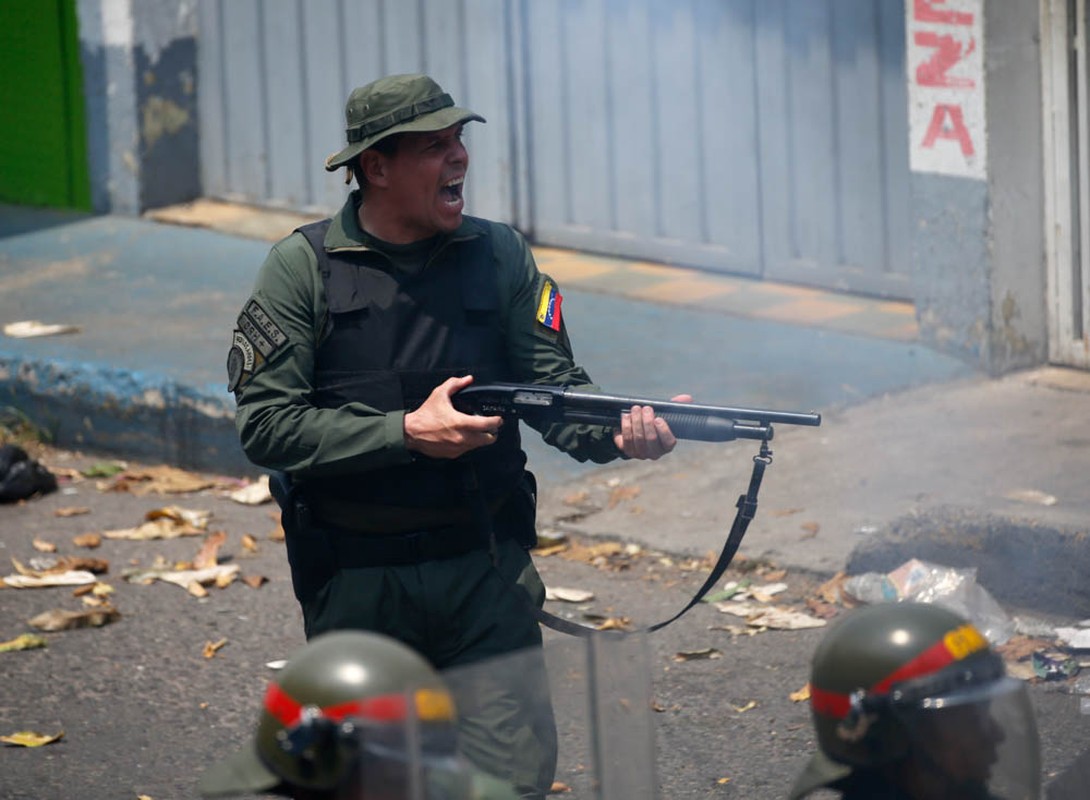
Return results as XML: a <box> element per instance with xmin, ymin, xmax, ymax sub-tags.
<box><xmin>844</xmin><ymin>558</ymin><xmax>1015</xmax><ymax>644</ymax></box>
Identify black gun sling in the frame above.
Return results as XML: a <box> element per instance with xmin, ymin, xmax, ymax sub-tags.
<box><xmin>467</xmin><ymin>439</ymin><xmax>773</xmax><ymax>638</ymax></box>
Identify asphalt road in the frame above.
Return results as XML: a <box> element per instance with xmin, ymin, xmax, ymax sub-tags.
<box><xmin>1</xmin><ymin>444</ymin><xmax>1086</xmax><ymax>800</ymax></box>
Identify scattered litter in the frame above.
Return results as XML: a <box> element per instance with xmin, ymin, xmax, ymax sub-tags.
<box><xmin>702</xmin><ymin>579</ymin><xmax>751</xmax><ymax>604</ymax></box>
<box><xmin>266</xmin><ymin>659</ymin><xmax>287</xmax><ymax>670</ymax></box>
<box><xmin>1032</xmin><ymin>651</ymin><xmax>1079</xmax><ymax>681</ymax></box>
<box><xmin>843</xmin><ymin>559</ymin><xmax>1014</xmax><ymax>644</ymax></box>
<box><xmin>545</xmin><ymin>587</ymin><xmax>595</xmax><ymax>603</ymax></box>
<box><xmin>1003</xmin><ymin>488</ymin><xmax>1058</xmax><ymax>506</ymax></box>
<box><xmin>0</xmin><ymin>444</ymin><xmax>58</xmax><ymax>503</ymax></box>
<box><xmin>3</xmin><ymin>320</ymin><xmax>80</xmax><ymax>338</ymax></box>
<box><xmin>789</xmin><ymin>684</ymin><xmax>810</xmax><ymax>703</ymax></box>
<box><xmin>714</xmin><ymin>599</ymin><xmax>826</xmax><ymax>630</ymax></box>
<box><xmin>1055</xmin><ymin>626</ymin><xmax>1090</xmax><ymax>650</ymax></box>
<box><xmin>731</xmin><ymin>700</ymin><xmax>757</xmax><ymax>713</ymax></box>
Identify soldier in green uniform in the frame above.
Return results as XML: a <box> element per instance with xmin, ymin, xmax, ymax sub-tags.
<box><xmin>789</xmin><ymin>602</ymin><xmax>1041</xmax><ymax>800</ymax></box>
<box><xmin>226</xmin><ymin>73</ymin><xmax>688</xmax><ymax>798</ymax></box>
<box><xmin>199</xmin><ymin>630</ymin><xmax>519</xmax><ymax>799</ymax></box>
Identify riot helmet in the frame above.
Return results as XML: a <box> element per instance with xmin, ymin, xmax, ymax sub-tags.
<box><xmin>791</xmin><ymin>601</ymin><xmax>1040</xmax><ymax>800</ymax></box>
<box><xmin>199</xmin><ymin>631</ymin><xmax>465</xmax><ymax>799</ymax></box>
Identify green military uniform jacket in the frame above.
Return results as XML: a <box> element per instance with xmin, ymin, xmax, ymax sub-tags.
<box><xmin>229</xmin><ymin>191</ymin><xmax>620</xmax><ymax>478</ymax></box>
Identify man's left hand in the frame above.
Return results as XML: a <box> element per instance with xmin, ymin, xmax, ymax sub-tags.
<box><xmin>614</xmin><ymin>394</ymin><xmax>692</xmax><ymax>460</ymax></box>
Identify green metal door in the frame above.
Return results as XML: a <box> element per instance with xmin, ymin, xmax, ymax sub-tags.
<box><xmin>0</xmin><ymin>0</ymin><xmax>90</xmax><ymax>209</ymax></box>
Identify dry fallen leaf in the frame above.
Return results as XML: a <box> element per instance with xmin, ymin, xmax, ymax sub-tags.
<box><xmin>548</xmin><ymin>782</ymin><xmax>571</xmax><ymax>794</ymax></box>
<box><xmin>241</xmin><ymin>534</ymin><xmax>258</xmax><ymax>553</ymax></box>
<box><xmin>790</xmin><ymin>683</ymin><xmax>811</xmax><ymax>703</ymax></box>
<box><xmin>104</xmin><ymin>506</ymin><xmax>211</xmax><ymax>540</ymax></box>
<box><xmin>100</xmin><ymin>465</ymin><xmax>220</xmax><ymax>495</ymax></box>
<box><xmin>732</xmin><ymin>700</ymin><xmax>758</xmax><ymax>713</ymax></box>
<box><xmin>717</xmin><ymin>777</ymin><xmax>732</xmax><ymax>785</ymax></box>
<box><xmin>746</xmin><ymin>607</ymin><xmax>827</xmax><ymax>630</ymax></box>
<box><xmin>28</xmin><ymin>606</ymin><xmax>121</xmax><ymax>632</ymax></box>
<box><xmin>995</xmin><ymin>635</ymin><xmax>1053</xmax><ymax>662</ymax></box>
<box><xmin>816</xmin><ymin>572</ymin><xmax>848</xmax><ymax>604</ymax></box>
<box><xmin>0</xmin><ymin>730</ymin><xmax>65</xmax><ymax>747</ymax></box>
<box><xmin>203</xmin><ymin>638</ymin><xmax>229</xmax><ymax>658</ymax></box>
<box><xmin>594</xmin><ymin>616</ymin><xmax>633</xmax><ymax>632</ymax></box>
<box><xmin>799</xmin><ymin>521</ymin><xmax>820</xmax><ymax>539</ymax></box>
<box><xmin>3</xmin><ymin>570</ymin><xmax>97</xmax><ymax>589</ymax></box>
<box><xmin>55</xmin><ymin>506</ymin><xmax>91</xmax><ymax>518</ymax></box>
<box><xmin>31</xmin><ymin>539</ymin><xmax>57</xmax><ymax>553</ymax></box>
<box><xmin>607</xmin><ymin>484</ymin><xmax>641</xmax><ymax>509</ymax></box>
<box><xmin>0</xmin><ymin>633</ymin><xmax>48</xmax><ymax>653</ymax></box>
<box><xmin>72</xmin><ymin>533</ymin><xmax>102</xmax><ymax>549</ymax></box>
<box><xmin>123</xmin><ymin>563</ymin><xmax>240</xmax><ymax>594</ymax></box>
<box><xmin>532</xmin><ymin>543</ymin><xmax>568</xmax><ymax>557</ymax></box>
<box><xmin>228</xmin><ymin>475</ymin><xmax>272</xmax><ymax>505</ymax></box>
<box><xmin>241</xmin><ymin>574</ymin><xmax>268</xmax><ymax>589</ymax></box>
<box><xmin>673</xmin><ymin>648</ymin><xmax>722</xmax><ymax>662</ymax></box>
<box><xmin>26</xmin><ymin>555</ymin><xmax>109</xmax><ymax>575</ymax></box>
<box><xmin>804</xmin><ymin>597</ymin><xmax>840</xmax><ymax>619</ymax></box>
<box><xmin>768</xmin><ymin>507</ymin><xmax>803</xmax><ymax>517</ymax></box>
<box><xmin>545</xmin><ymin>586</ymin><xmax>595</xmax><ymax>603</ymax></box>
<box><xmin>560</xmin><ymin>541</ymin><xmax>625</xmax><ymax>565</ymax></box>
<box><xmin>750</xmin><ymin>582</ymin><xmax>788</xmax><ymax>602</ymax></box>
<box><xmin>193</xmin><ymin>531</ymin><xmax>228</xmax><ymax>570</ymax></box>
<box><xmin>563</xmin><ymin>490</ymin><xmax>590</xmax><ymax>506</ymax></box>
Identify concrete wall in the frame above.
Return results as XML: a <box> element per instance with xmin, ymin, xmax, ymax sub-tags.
<box><xmin>76</xmin><ymin>0</ymin><xmax>199</xmax><ymax>214</ymax></box>
<box><xmin>983</xmin><ymin>1</ymin><xmax>1048</xmax><ymax>371</ymax></box>
<box><xmin>909</xmin><ymin>0</ymin><xmax>1048</xmax><ymax>375</ymax></box>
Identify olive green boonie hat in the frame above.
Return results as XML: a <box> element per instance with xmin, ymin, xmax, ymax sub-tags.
<box><xmin>324</xmin><ymin>73</ymin><xmax>485</xmax><ymax>172</ymax></box>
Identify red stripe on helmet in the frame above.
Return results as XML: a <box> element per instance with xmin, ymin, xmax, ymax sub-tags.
<box><xmin>809</xmin><ymin>636</ymin><xmax>961</xmax><ymax>720</ymax></box>
<box><xmin>264</xmin><ymin>682</ymin><xmax>409</xmax><ymax>727</ymax></box>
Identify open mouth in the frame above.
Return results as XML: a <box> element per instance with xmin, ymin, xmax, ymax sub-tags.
<box><xmin>441</xmin><ymin>177</ymin><xmax>464</xmax><ymax>205</ymax></box>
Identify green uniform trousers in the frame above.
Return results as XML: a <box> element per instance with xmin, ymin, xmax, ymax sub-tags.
<box><xmin>301</xmin><ymin>537</ymin><xmax>556</xmax><ymax>800</ymax></box>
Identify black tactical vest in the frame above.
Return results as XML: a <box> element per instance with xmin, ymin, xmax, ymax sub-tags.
<box><xmin>295</xmin><ymin>218</ymin><xmax>527</xmax><ymax>514</ymax></box>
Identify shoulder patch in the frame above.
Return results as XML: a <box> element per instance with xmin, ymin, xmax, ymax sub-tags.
<box><xmin>535</xmin><ymin>279</ymin><xmax>563</xmax><ymax>333</ymax></box>
<box><xmin>226</xmin><ymin>300</ymin><xmax>288</xmax><ymax>392</ymax></box>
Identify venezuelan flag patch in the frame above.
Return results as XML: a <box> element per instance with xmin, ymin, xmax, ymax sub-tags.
<box><xmin>536</xmin><ymin>279</ymin><xmax>563</xmax><ymax>332</ymax></box>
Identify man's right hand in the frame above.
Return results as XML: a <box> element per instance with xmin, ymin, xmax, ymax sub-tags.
<box><xmin>403</xmin><ymin>375</ymin><xmax>504</xmax><ymax>459</ymax></box>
